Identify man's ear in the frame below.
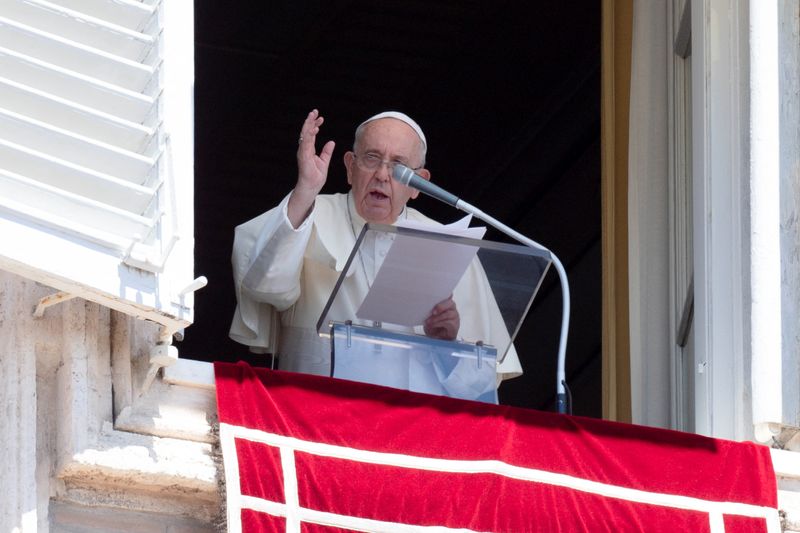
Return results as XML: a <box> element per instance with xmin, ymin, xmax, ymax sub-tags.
<box><xmin>409</xmin><ymin>168</ymin><xmax>431</xmax><ymax>200</ymax></box>
<box><xmin>343</xmin><ymin>151</ymin><xmax>354</xmax><ymax>185</ymax></box>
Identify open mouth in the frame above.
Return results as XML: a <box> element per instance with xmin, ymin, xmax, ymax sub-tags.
<box><xmin>369</xmin><ymin>191</ymin><xmax>389</xmax><ymax>200</ymax></box>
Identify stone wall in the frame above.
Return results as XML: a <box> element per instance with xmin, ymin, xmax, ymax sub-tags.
<box><xmin>0</xmin><ymin>270</ymin><xmax>220</xmax><ymax>532</ymax></box>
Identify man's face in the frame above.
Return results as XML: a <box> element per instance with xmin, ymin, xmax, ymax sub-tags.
<box><xmin>344</xmin><ymin>118</ymin><xmax>429</xmax><ymax>224</ymax></box>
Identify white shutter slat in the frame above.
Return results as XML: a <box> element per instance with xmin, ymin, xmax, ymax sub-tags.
<box><xmin>0</xmin><ymin>16</ymin><xmax>155</xmax><ymax>91</ymax></box>
<box><xmin>0</xmin><ymin>169</ymin><xmax>156</xmax><ymax>247</ymax></box>
<box><xmin>0</xmin><ymin>140</ymin><xmax>156</xmax><ymax>214</ymax></box>
<box><xmin>0</xmin><ymin>47</ymin><xmax>156</xmax><ymax>123</ymax></box>
<box><xmin>0</xmin><ymin>108</ymin><xmax>156</xmax><ymax>182</ymax></box>
<box><xmin>0</xmin><ymin>196</ymin><xmax>141</xmax><ymax>252</ymax></box>
<box><xmin>47</xmin><ymin>0</ymin><xmax>155</xmax><ymax>31</ymax></box>
<box><xmin>4</xmin><ymin>0</ymin><xmax>155</xmax><ymax>62</ymax></box>
<box><xmin>0</xmin><ymin>77</ymin><xmax>155</xmax><ymax>153</ymax></box>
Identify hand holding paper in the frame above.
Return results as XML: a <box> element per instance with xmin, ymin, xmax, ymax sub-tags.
<box><xmin>423</xmin><ymin>295</ymin><xmax>460</xmax><ymax>340</ymax></box>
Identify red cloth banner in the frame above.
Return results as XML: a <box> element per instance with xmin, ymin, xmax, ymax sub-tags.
<box><xmin>215</xmin><ymin>361</ymin><xmax>779</xmax><ymax>532</ymax></box>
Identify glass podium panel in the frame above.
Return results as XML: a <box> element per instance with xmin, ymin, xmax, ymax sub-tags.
<box><xmin>331</xmin><ymin>322</ymin><xmax>499</xmax><ymax>403</ymax></box>
<box><xmin>316</xmin><ymin>223</ymin><xmax>551</xmax><ymax>403</ymax></box>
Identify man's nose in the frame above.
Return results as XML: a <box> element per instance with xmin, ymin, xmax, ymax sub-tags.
<box><xmin>375</xmin><ymin>163</ymin><xmax>392</xmax><ymax>181</ymax></box>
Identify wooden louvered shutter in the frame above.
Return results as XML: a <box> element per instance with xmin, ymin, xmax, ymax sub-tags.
<box><xmin>0</xmin><ymin>0</ymin><xmax>197</xmax><ymax>330</ymax></box>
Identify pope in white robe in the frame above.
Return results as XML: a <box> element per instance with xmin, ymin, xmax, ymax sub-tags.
<box><xmin>229</xmin><ymin>110</ymin><xmax>522</xmax><ymax>401</ymax></box>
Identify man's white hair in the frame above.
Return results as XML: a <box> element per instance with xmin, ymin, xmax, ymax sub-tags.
<box><xmin>353</xmin><ymin>111</ymin><xmax>427</xmax><ymax>166</ymax></box>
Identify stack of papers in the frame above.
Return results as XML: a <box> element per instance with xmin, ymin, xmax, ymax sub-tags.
<box><xmin>356</xmin><ymin>214</ymin><xmax>486</xmax><ymax>326</ymax></box>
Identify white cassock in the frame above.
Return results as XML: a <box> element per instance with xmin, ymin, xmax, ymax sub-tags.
<box><xmin>229</xmin><ymin>191</ymin><xmax>522</xmax><ymax>401</ymax></box>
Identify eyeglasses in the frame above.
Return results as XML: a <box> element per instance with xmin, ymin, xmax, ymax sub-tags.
<box><xmin>353</xmin><ymin>153</ymin><xmax>423</xmax><ymax>173</ymax></box>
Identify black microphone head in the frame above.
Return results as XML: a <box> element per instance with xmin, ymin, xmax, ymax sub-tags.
<box><xmin>392</xmin><ymin>163</ymin><xmax>414</xmax><ymax>186</ymax></box>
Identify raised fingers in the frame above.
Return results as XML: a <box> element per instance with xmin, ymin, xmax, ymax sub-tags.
<box><xmin>298</xmin><ymin>109</ymin><xmax>324</xmax><ymax>152</ymax></box>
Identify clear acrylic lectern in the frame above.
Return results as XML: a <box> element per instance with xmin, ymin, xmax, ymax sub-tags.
<box><xmin>316</xmin><ymin>223</ymin><xmax>551</xmax><ymax>404</ymax></box>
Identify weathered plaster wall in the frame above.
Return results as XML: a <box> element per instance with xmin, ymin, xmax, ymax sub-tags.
<box><xmin>0</xmin><ymin>270</ymin><xmax>220</xmax><ymax>532</ymax></box>
<box><xmin>1</xmin><ymin>268</ymin><xmax>39</xmax><ymax>530</ymax></box>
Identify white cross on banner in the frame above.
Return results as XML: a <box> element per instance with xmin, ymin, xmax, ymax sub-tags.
<box><xmin>215</xmin><ymin>362</ymin><xmax>779</xmax><ymax>532</ymax></box>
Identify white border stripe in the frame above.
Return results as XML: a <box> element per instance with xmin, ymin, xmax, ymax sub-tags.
<box><xmin>219</xmin><ymin>423</ymin><xmax>243</xmax><ymax>533</ymax></box>
<box><xmin>709</xmin><ymin>511</ymin><xmax>724</xmax><ymax>533</ymax></box>
<box><xmin>292</xmin><ymin>506</ymin><xmax>490</xmax><ymax>533</ymax></box>
<box><xmin>221</xmin><ymin>423</ymin><xmax>777</xmax><ymax>521</ymax></box>
<box><xmin>219</xmin><ymin>422</ymin><xmax>781</xmax><ymax>532</ymax></box>
<box><xmin>280</xmin><ymin>447</ymin><xmax>300</xmax><ymax>533</ymax></box>
<box><xmin>232</xmin><ymin>470</ymin><xmax>489</xmax><ymax>532</ymax></box>
<box><xmin>240</xmin><ymin>494</ymin><xmax>287</xmax><ymax>517</ymax></box>
<box><xmin>767</xmin><ymin>509</ymin><xmax>782</xmax><ymax>533</ymax></box>
<box><xmin>240</xmin><ymin>495</ymin><xmax>488</xmax><ymax>533</ymax></box>
<box><xmin>237</xmin><ymin>490</ymin><xmax>782</xmax><ymax>533</ymax></box>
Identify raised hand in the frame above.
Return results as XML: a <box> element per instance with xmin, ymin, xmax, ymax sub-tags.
<box><xmin>287</xmin><ymin>109</ymin><xmax>336</xmax><ymax>227</ymax></box>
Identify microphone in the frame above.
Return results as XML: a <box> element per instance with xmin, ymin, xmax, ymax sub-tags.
<box><xmin>392</xmin><ymin>164</ymin><xmax>460</xmax><ymax>207</ymax></box>
<box><xmin>392</xmin><ymin>161</ymin><xmax>572</xmax><ymax>415</ymax></box>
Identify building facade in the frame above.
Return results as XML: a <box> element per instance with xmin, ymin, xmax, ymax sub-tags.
<box><xmin>1</xmin><ymin>0</ymin><xmax>799</xmax><ymax>531</ymax></box>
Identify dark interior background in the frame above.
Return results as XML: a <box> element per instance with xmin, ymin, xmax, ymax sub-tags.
<box><xmin>185</xmin><ymin>2</ymin><xmax>602</xmax><ymax>417</ymax></box>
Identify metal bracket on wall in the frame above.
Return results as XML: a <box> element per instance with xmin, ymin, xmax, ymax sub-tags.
<box><xmin>33</xmin><ymin>291</ymin><xmax>76</xmax><ymax>318</ymax></box>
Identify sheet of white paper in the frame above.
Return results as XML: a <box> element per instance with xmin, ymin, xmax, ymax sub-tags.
<box><xmin>395</xmin><ymin>213</ymin><xmax>475</xmax><ymax>233</ymax></box>
<box><xmin>356</xmin><ymin>218</ymin><xmax>487</xmax><ymax>326</ymax></box>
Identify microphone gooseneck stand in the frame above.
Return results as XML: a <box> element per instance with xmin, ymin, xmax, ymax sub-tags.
<box><xmin>393</xmin><ymin>165</ymin><xmax>571</xmax><ymax>414</ymax></box>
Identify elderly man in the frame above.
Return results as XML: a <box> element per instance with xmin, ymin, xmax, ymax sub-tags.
<box><xmin>229</xmin><ymin>109</ymin><xmax>521</xmax><ymax>397</ymax></box>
